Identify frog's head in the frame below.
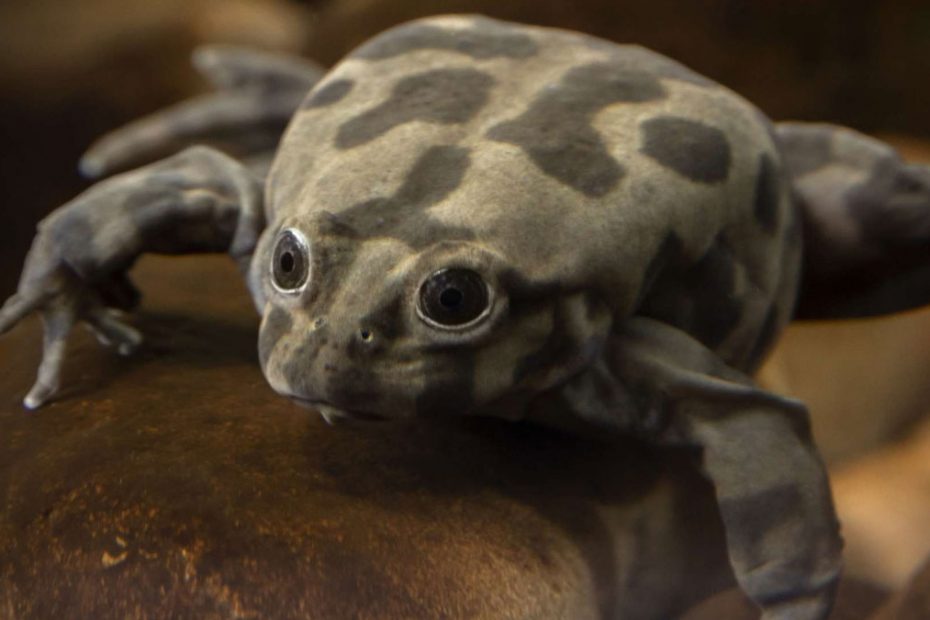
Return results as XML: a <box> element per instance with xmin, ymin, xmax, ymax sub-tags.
<box><xmin>253</xmin><ymin>208</ymin><xmax>613</xmax><ymax>423</ymax></box>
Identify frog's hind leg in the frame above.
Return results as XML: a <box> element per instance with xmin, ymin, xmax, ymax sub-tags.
<box><xmin>607</xmin><ymin>317</ymin><xmax>842</xmax><ymax>620</ymax></box>
<box><xmin>777</xmin><ymin>122</ymin><xmax>930</xmax><ymax>319</ymax></box>
<box><xmin>80</xmin><ymin>46</ymin><xmax>324</xmax><ymax>179</ymax></box>
<box><xmin>0</xmin><ymin>146</ymin><xmax>265</xmax><ymax>408</ymax></box>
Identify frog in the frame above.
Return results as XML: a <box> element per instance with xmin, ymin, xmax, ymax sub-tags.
<box><xmin>4</xmin><ymin>14</ymin><xmax>930</xmax><ymax>620</ymax></box>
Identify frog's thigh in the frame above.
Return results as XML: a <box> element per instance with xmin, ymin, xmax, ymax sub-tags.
<box><xmin>611</xmin><ymin>317</ymin><xmax>842</xmax><ymax>620</ymax></box>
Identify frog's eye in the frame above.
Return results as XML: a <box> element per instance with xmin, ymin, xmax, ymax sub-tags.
<box><xmin>271</xmin><ymin>228</ymin><xmax>310</xmax><ymax>293</ymax></box>
<box><xmin>417</xmin><ymin>268</ymin><xmax>491</xmax><ymax>329</ymax></box>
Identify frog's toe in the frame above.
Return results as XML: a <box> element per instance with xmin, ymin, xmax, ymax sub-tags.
<box><xmin>86</xmin><ymin>307</ymin><xmax>142</xmax><ymax>356</ymax></box>
<box><xmin>24</xmin><ymin>380</ymin><xmax>58</xmax><ymax>410</ymax></box>
<box><xmin>23</xmin><ymin>312</ymin><xmax>74</xmax><ymax>410</ymax></box>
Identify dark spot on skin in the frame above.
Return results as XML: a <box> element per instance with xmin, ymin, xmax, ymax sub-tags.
<box><xmin>639</xmin><ymin>235</ymin><xmax>742</xmax><ymax>350</ymax></box>
<box><xmin>797</xmin><ymin>157</ymin><xmax>930</xmax><ymax>319</ymax></box>
<box><xmin>54</xmin><ymin>184</ymin><xmax>224</xmax><ymax>278</ymax></box>
<box><xmin>513</xmin><ymin>305</ymin><xmax>570</xmax><ymax>385</ymax></box>
<box><xmin>401</xmin><ymin>221</ymin><xmax>477</xmax><ymax>249</ymax></box>
<box><xmin>498</xmin><ymin>269</ymin><xmax>565</xmax><ymax>303</ymax></box>
<box><xmin>640</xmin><ymin>116</ymin><xmax>731</xmax><ymax>184</ymax></box>
<box><xmin>49</xmin><ymin>212</ymin><xmax>99</xmax><ymax>276</ymax></box>
<box><xmin>581</xmin><ymin>40</ymin><xmax>714</xmax><ymax>87</ymax></box>
<box><xmin>326</xmin><ymin>371</ymin><xmax>384</xmax><ymax>414</ymax></box>
<box><xmin>316</xmin><ymin>211</ymin><xmax>361</xmax><ymax>239</ymax></box>
<box><xmin>384</xmin><ymin>145</ymin><xmax>470</xmax><ymax>208</ymax></box>
<box><xmin>336</xmin><ymin>69</ymin><xmax>494</xmax><ymax>149</ymax></box>
<box><xmin>633</xmin><ymin>233</ymin><xmax>685</xmax><ymax>309</ymax></box>
<box><xmin>746</xmin><ymin>305</ymin><xmax>780</xmax><ymax>371</ymax></box>
<box><xmin>684</xmin><ymin>243</ymin><xmax>742</xmax><ymax>348</ymax></box>
<box><xmin>284</xmin><ymin>330</ymin><xmax>327</xmax><ymax>394</ymax></box>
<box><xmin>488</xmin><ymin>63</ymin><xmax>666</xmax><ymax>197</ymax></box>
<box><xmin>352</xmin><ymin>21</ymin><xmax>539</xmax><ymax>60</ymax></box>
<box><xmin>125</xmin><ymin>181</ymin><xmax>237</xmax><ymax>254</ymax></box>
<box><xmin>286</xmin><ymin>323</ymin><xmax>384</xmax><ymax>412</ymax></box>
<box><xmin>258</xmin><ymin>306</ymin><xmax>292</xmax><ymax>367</ymax></box>
<box><xmin>754</xmin><ymin>154</ymin><xmax>781</xmax><ymax>233</ymax></box>
<box><xmin>302</xmin><ymin>79</ymin><xmax>354</xmax><ymax>109</ymax></box>
<box><xmin>358</xmin><ymin>296</ymin><xmax>403</xmax><ymax>341</ymax></box>
<box><xmin>334</xmin><ymin>145</ymin><xmax>476</xmax><ymax>248</ymax></box>
<box><xmin>718</xmin><ymin>484</ymin><xmax>805</xmax><ymax>572</ymax></box>
<box><xmin>415</xmin><ymin>350</ymin><xmax>476</xmax><ymax>417</ymax></box>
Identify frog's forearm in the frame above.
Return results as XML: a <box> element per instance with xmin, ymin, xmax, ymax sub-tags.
<box><xmin>1</xmin><ymin>145</ymin><xmax>264</xmax><ymax>409</ymax></box>
<box><xmin>40</xmin><ymin>146</ymin><xmax>265</xmax><ymax>280</ymax></box>
<box><xmin>599</xmin><ymin>318</ymin><xmax>841</xmax><ymax>619</ymax></box>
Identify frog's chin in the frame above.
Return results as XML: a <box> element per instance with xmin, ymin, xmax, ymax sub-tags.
<box><xmin>288</xmin><ymin>397</ymin><xmax>389</xmax><ymax>425</ymax></box>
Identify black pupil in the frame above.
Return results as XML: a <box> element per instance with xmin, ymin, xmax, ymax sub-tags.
<box><xmin>419</xmin><ymin>269</ymin><xmax>489</xmax><ymax>327</ymax></box>
<box><xmin>439</xmin><ymin>287</ymin><xmax>463</xmax><ymax>309</ymax></box>
<box><xmin>272</xmin><ymin>231</ymin><xmax>308</xmax><ymax>291</ymax></box>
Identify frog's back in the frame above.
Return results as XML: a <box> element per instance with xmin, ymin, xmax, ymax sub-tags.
<box><xmin>269</xmin><ymin>15</ymin><xmax>800</xmax><ymax>372</ymax></box>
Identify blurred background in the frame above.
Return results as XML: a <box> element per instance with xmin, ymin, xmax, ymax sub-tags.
<box><xmin>1</xmin><ymin>0</ymin><xmax>929</xmax><ymax>595</ymax></box>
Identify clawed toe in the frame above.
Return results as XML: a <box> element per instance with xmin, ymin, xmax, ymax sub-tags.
<box><xmin>86</xmin><ymin>307</ymin><xmax>143</xmax><ymax>356</ymax></box>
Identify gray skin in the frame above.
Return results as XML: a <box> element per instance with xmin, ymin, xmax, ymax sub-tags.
<box><xmin>4</xmin><ymin>14</ymin><xmax>930</xmax><ymax>620</ymax></box>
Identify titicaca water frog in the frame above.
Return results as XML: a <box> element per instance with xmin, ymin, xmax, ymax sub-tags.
<box><xmin>4</xmin><ymin>15</ymin><xmax>930</xmax><ymax>620</ymax></box>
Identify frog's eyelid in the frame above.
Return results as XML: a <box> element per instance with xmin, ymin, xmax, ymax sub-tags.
<box><xmin>269</xmin><ymin>227</ymin><xmax>312</xmax><ymax>296</ymax></box>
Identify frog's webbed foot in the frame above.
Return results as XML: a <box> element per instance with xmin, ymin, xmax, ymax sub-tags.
<box><xmin>80</xmin><ymin>45</ymin><xmax>324</xmax><ymax>178</ymax></box>
<box><xmin>602</xmin><ymin>318</ymin><xmax>842</xmax><ymax>619</ymax></box>
<box><xmin>2</xmin><ymin>146</ymin><xmax>264</xmax><ymax>409</ymax></box>
<box><xmin>0</xmin><ymin>271</ymin><xmax>142</xmax><ymax>409</ymax></box>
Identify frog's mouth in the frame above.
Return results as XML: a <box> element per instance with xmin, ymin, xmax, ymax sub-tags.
<box><xmin>289</xmin><ymin>397</ymin><xmax>388</xmax><ymax>425</ymax></box>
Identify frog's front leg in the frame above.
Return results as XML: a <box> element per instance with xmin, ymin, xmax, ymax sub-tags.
<box><xmin>594</xmin><ymin>318</ymin><xmax>842</xmax><ymax>619</ymax></box>
<box><xmin>0</xmin><ymin>146</ymin><xmax>264</xmax><ymax>408</ymax></box>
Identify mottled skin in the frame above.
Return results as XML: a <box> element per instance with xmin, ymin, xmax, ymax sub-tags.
<box><xmin>3</xmin><ymin>15</ymin><xmax>930</xmax><ymax>620</ymax></box>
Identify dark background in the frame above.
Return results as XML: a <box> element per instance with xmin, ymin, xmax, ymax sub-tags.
<box><xmin>1</xmin><ymin>0</ymin><xmax>929</xmax><ymax>297</ymax></box>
